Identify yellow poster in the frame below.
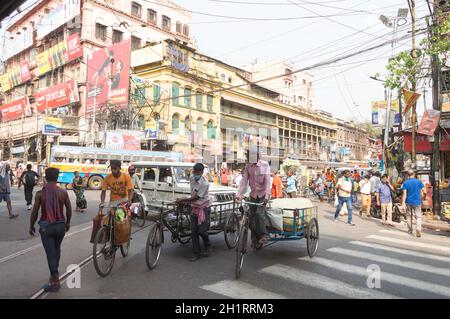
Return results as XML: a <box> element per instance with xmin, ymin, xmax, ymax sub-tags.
<box><xmin>0</xmin><ymin>74</ymin><xmax>10</xmax><ymax>92</ymax></box>
<box><xmin>37</xmin><ymin>51</ymin><xmax>51</xmax><ymax>75</ymax></box>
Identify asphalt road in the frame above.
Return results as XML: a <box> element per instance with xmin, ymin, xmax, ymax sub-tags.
<box><xmin>1</xmin><ymin>188</ymin><xmax>450</xmax><ymax>299</ymax></box>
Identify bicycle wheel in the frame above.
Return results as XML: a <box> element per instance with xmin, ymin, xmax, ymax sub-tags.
<box><xmin>134</xmin><ymin>195</ymin><xmax>146</xmax><ymax>227</ymax></box>
<box><xmin>120</xmin><ymin>240</ymin><xmax>130</xmax><ymax>257</ymax></box>
<box><xmin>93</xmin><ymin>227</ymin><xmax>116</xmax><ymax>277</ymax></box>
<box><xmin>146</xmin><ymin>223</ymin><xmax>163</xmax><ymax>270</ymax></box>
<box><xmin>306</xmin><ymin>218</ymin><xmax>319</xmax><ymax>257</ymax></box>
<box><xmin>235</xmin><ymin>219</ymin><xmax>248</xmax><ymax>279</ymax></box>
<box><xmin>224</xmin><ymin>212</ymin><xmax>240</xmax><ymax>249</ymax></box>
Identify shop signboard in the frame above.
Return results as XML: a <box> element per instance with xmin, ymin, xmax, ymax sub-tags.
<box><xmin>35</xmin><ymin>80</ymin><xmax>79</xmax><ymax>112</ymax></box>
<box><xmin>418</xmin><ymin>109</ymin><xmax>440</xmax><ymax>136</ymax></box>
<box><xmin>105</xmin><ymin>130</ymin><xmax>143</xmax><ymax>150</ymax></box>
<box><xmin>43</xmin><ymin>117</ymin><xmax>62</xmax><ymax>136</ymax></box>
<box><xmin>36</xmin><ymin>33</ymin><xmax>82</xmax><ymax>76</ymax></box>
<box><xmin>0</xmin><ymin>63</ymin><xmax>32</xmax><ymax>92</ymax></box>
<box><xmin>0</xmin><ymin>97</ymin><xmax>30</xmax><ymax>121</ymax></box>
<box><xmin>403</xmin><ymin>132</ymin><xmax>432</xmax><ymax>153</ymax></box>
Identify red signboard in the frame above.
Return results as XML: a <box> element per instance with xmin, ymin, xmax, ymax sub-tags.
<box><xmin>375</xmin><ymin>139</ymin><xmax>383</xmax><ymax>160</ymax></box>
<box><xmin>20</xmin><ymin>62</ymin><xmax>31</xmax><ymax>82</ymax></box>
<box><xmin>85</xmin><ymin>40</ymin><xmax>131</xmax><ymax>114</ymax></box>
<box><xmin>0</xmin><ymin>97</ymin><xmax>30</xmax><ymax>122</ymax></box>
<box><xmin>418</xmin><ymin>109</ymin><xmax>440</xmax><ymax>136</ymax></box>
<box><xmin>67</xmin><ymin>33</ymin><xmax>82</xmax><ymax>61</ymax></box>
<box><xmin>35</xmin><ymin>80</ymin><xmax>79</xmax><ymax>112</ymax></box>
<box><xmin>403</xmin><ymin>132</ymin><xmax>432</xmax><ymax>153</ymax></box>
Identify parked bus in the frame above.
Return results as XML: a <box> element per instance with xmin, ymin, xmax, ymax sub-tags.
<box><xmin>48</xmin><ymin>145</ymin><xmax>183</xmax><ymax>189</ymax></box>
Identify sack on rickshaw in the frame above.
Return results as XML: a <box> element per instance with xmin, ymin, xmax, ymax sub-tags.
<box><xmin>264</xmin><ymin>207</ymin><xmax>284</xmax><ymax>231</ymax></box>
<box><xmin>114</xmin><ymin>215</ymin><xmax>131</xmax><ymax>246</ymax></box>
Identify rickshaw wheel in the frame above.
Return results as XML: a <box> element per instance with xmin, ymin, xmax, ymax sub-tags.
<box><xmin>224</xmin><ymin>212</ymin><xmax>240</xmax><ymax>249</ymax></box>
<box><xmin>146</xmin><ymin>223</ymin><xmax>162</xmax><ymax>270</ymax></box>
<box><xmin>306</xmin><ymin>217</ymin><xmax>319</xmax><ymax>258</ymax></box>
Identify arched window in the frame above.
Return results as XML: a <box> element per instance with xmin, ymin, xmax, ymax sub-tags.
<box><xmin>196</xmin><ymin>118</ymin><xmax>204</xmax><ymax>140</ymax></box>
<box><xmin>207</xmin><ymin>120</ymin><xmax>216</xmax><ymax>140</ymax></box>
<box><xmin>172</xmin><ymin>113</ymin><xmax>180</xmax><ymax>134</ymax></box>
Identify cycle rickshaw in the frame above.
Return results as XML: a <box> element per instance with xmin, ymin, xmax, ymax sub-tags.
<box><xmin>235</xmin><ymin>198</ymin><xmax>319</xmax><ymax>279</ymax></box>
<box><xmin>145</xmin><ymin>200</ymin><xmax>241</xmax><ymax>270</ymax></box>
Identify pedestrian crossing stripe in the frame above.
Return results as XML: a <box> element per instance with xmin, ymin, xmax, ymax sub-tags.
<box><xmin>327</xmin><ymin>247</ymin><xmax>450</xmax><ymax>277</ymax></box>
<box><xmin>259</xmin><ymin>264</ymin><xmax>402</xmax><ymax>299</ymax></box>
<box><xmin>200</xmin><ymin>280</ymin><xmax>286</xmax><ymax>299</ymax></box>
<box><xmin>366</xmin><ymin>235</ymin><xmax>450</xmax><ymax>254</ymax></box>
<box><xmin>378</xmin><ymin>229</ymin><xmax>450</xmax><ymax>244</ymax></box>
<box><xmin>300</xmin><ymin>257</ymin><xmax>450</xmax><ymax>297</ymax></box>
<box><xmin>350</xmin><ymin>241</ymin><xmax>450</xmax><ymax>263</ymax></box>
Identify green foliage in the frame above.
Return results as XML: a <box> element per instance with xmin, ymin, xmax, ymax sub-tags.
<box><xmin>364</xmin><ymin>121</ymin><xmax>382</xmax><ymax>138</ymax></box>
<box><xmin>383</xmin><ymin>12</ymin><xmax>450</xmax><ymax>92</ymax></box>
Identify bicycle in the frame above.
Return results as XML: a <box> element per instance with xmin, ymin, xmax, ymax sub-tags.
<box><xmin>92</xmin><ymin>202</ymin><xmax>132</xmax><ymax>277</ymax></box>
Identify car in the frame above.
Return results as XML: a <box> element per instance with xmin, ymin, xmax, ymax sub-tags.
<box><xmin>132</xmin><ymin>162</ymin><xmax>237</xmax><ymax>225</ymax></box>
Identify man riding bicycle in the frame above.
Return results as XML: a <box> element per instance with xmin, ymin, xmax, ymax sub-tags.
<box><xmin>99</xmin><ymin>160</ymin><xmax>134</xmax><ymax>210</ymax></box>
<box><xmin>236</xmin><ymin>144</ymin><xmax>271</xmax><ymax>250</ymax></box>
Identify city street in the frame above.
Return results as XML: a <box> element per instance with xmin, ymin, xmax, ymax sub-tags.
<box><xmin>1</xmin><ymin>188</ymin><xmax>450</xmax><ymax>299</ymax></box>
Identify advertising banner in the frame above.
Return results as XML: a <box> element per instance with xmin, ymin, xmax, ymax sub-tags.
<box><xmin>43</xmin><ymin>117</ymin><xmax>62</xmax><ymax>136</ymax></box>
<box><xmin>442</xmin><ymin>93</ymin><xmax>450</xmax><ymax>113</ymax></box>
<box><xmin>36</xmin><ymin>0</ymin><xmax>80</xmax><ymax>39</ymax></box>
<box><xmin>35</xmin><ymin>80</ymin><xmax>79</xmax><ymax>112</ymax></box>
<box><xmin>36</xmin><ymin>33</ymin><xmax>82</xmax><ymax>76</ymax></box>
<box><xmin>402</xmin><ymin>88</ymin><xmax>421</xmax><ymax>114</ymax></box>
<box><xmin>371</xmin><ymin>100</ymin><xmax>399</xmax><ymax>126</ymax></box>
<box><xmin>144</xmin><ymin>120</ymin><xmax>157</xmax><ymax>139</ymax></box>
<box><xmin>105</xmin><ymin>130</ymin><xmax>143</xmax><ymax>150</ymax></box>
<box><xmin>0</xmin><ymin>97</ymin><xmax>30</xmax><ymax>122</ymax></box>
<box><xmin>417</xmin><ymin>109</ymin><xmax>440</xmax><ymax>136</ymax></box>
<box><xmin>85</xmin><ymin>40</ymin><xmax>131</xmax><ymax>114</ymax></box>
<box><xmin>0</xmin><ymin>63</ymin><xmax>32</xmax><ymax>92</ymax></box>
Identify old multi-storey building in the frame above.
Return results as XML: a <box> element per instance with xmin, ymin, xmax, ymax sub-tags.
<box><xmin>0</xmin><ymin>0</ymin><xmax>192</xmax><ymax>161</ymax></box>
<box><xmin>335</xmin><ymin>119</ymin><xmax>371</xmax><ymax>162</ymax></box>
<box><xmin>130</xmin><ymin>40</ymin><xmax>336</xmax><ymax>167</ymax></box>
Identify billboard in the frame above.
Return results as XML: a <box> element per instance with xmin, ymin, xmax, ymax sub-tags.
<box><xmin>371</xmin><ymin>100</ymin><xmax>399</xmax><ymax>126</ymax></box>
<box><xmin>0</xmin><ymin>97</ymin><xmax>30</xmax><ymax>122</ymax></box>
<box><xmin>105</xmin><ymin>130</ymin><xmax>143</xmax><ymax>150</ymax></box>
<box><xmin>0</xmin><ymin>62</ymin><xmax>32</xmax><ymax>92</ymax></box>
<box><xmin>43</xmin><ymin>117</ymin><xmax>63</xmax><ymax>136</ymax></box>
<box><xmin>35</xmin><ymin>80</ymin><xmax>79</xmax><ymax>112</ymax></box>
<box><xmin>36</xmin><ymin>0</ymin><xmax>81</xmax><ymax>40</ymax></box>
<box><xmin>36</xmin><ymin>33</ymin><xmax>82</xmax><ymax>76</ymax></box>
<box><xmin>85</xmin><ymin>40</ymin><xmax>131</xmax><ymax>114</ymax></box>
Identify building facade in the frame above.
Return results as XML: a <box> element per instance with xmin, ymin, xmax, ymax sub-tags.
<box><xmin>244</xmin><ymin>60</ymin><xmax>315</xmax><ymax>110</ymax></box>
<box><xmin>0</xmin><ymin>0</ymin><xmax>192</xmax><ymax>161</ymax></box>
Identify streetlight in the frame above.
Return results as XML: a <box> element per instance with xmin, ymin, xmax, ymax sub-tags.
<box><xmin>379</xmin><ymin>8</ymin><xmax>408</xmax><ymax>173</ymax></box>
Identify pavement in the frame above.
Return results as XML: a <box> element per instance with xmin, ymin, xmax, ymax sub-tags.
<box><xmin>1</xmin><ymin>188</ymin><xmax>450</xmax><ymax>299</ymax></box>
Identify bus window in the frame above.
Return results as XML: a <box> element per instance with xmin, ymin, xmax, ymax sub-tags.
<box><xmin>123</xmin><ymin>155</ymin><xmax>132</xmax><ymax>162</ymax></box>
<box><xmin>143</xmin><ymin>168</ymin><xmax>156</xmax><ymax>181</ymax></box>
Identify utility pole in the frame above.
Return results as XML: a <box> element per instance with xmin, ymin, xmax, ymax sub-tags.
<box><xmin>409</xmin><ymin>0</ymin><xmax>418</xmax><ymax>164</ymax></box>
<box><xmin>430</xmin><ymin>0</ymin><xmax>441</xmax><ymax>216</ymax></box>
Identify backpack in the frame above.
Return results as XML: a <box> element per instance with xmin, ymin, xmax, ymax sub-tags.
<box><xmin>24</xmin><ymin>171</ymin><xmax>36</xmax><ymax>186</ymax></box>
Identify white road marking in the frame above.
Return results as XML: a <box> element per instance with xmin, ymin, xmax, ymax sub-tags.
<box><xmin>0</xmin><ymin>224</ymin><xmax>92</xmax><ymax>265</ymax></box>
<box><xmin>300</xmin><ymin>257</ymin><xmax>450</xmax><ymax>297</ymax></box>
<box><xmin>200</xmin><ymin>280</ymin><xmax>286</xmax><ymax>299</ymax></box>
<box><xmin>378</xmin><ymin>229</ymin><xmax>450</xmax><ymax>243</ymax></box>
<box><xmin>366</xmin><ymin>235</ymin><xmax>450</xmax><ymax>254</ymax></box>
<box><xmin>327</xmin><ymin>247</ymin><xmax>450</xmax><ymax>277</ymax></box>
<box><xmin>259</xmin><ymin>264</ymin><xmax>402</xmax><ymax>299</ymax></box>
<box><xmin>350</xmin><ymin>241</ymin><xmax>450</xmax><ymax>263</ymax></box>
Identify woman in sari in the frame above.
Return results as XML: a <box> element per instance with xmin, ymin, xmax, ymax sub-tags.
<box><xmin>73</xmin><ymin>171</ymin><xmax>86</xmax><ymax>212</ymax></box>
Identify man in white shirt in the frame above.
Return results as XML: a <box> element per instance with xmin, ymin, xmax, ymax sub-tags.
<box><xmin>359</xmin><ymin>175</ymin><xmax>371</xmax><ymax>217</ymax></box>
<box><xmin>334</xmin><ymin>170</ymin><xmax>355</xmax><ymax>226</ymax></box>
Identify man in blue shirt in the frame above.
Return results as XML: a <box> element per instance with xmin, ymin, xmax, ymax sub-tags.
<box><xmin>401</xmin><ymin>170</ymin><xmax>426</xmax><ymax>238</ymax></box>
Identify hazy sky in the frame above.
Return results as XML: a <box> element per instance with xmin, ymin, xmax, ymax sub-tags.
<box><xmin>176</xmin><ymin>0</ymin><xmax>432</xmax><ymax>122</ymax></box>
<box><xmin>1</xmin><ymin>0</ymin><xmax>432</xmax><ymax>122</ymax></box>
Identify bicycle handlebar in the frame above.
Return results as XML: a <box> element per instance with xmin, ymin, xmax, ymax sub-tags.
<box><xmin>241</xmin><ymin>200</ymin><xmax>266</xmax><ymax>206</ymax></box>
